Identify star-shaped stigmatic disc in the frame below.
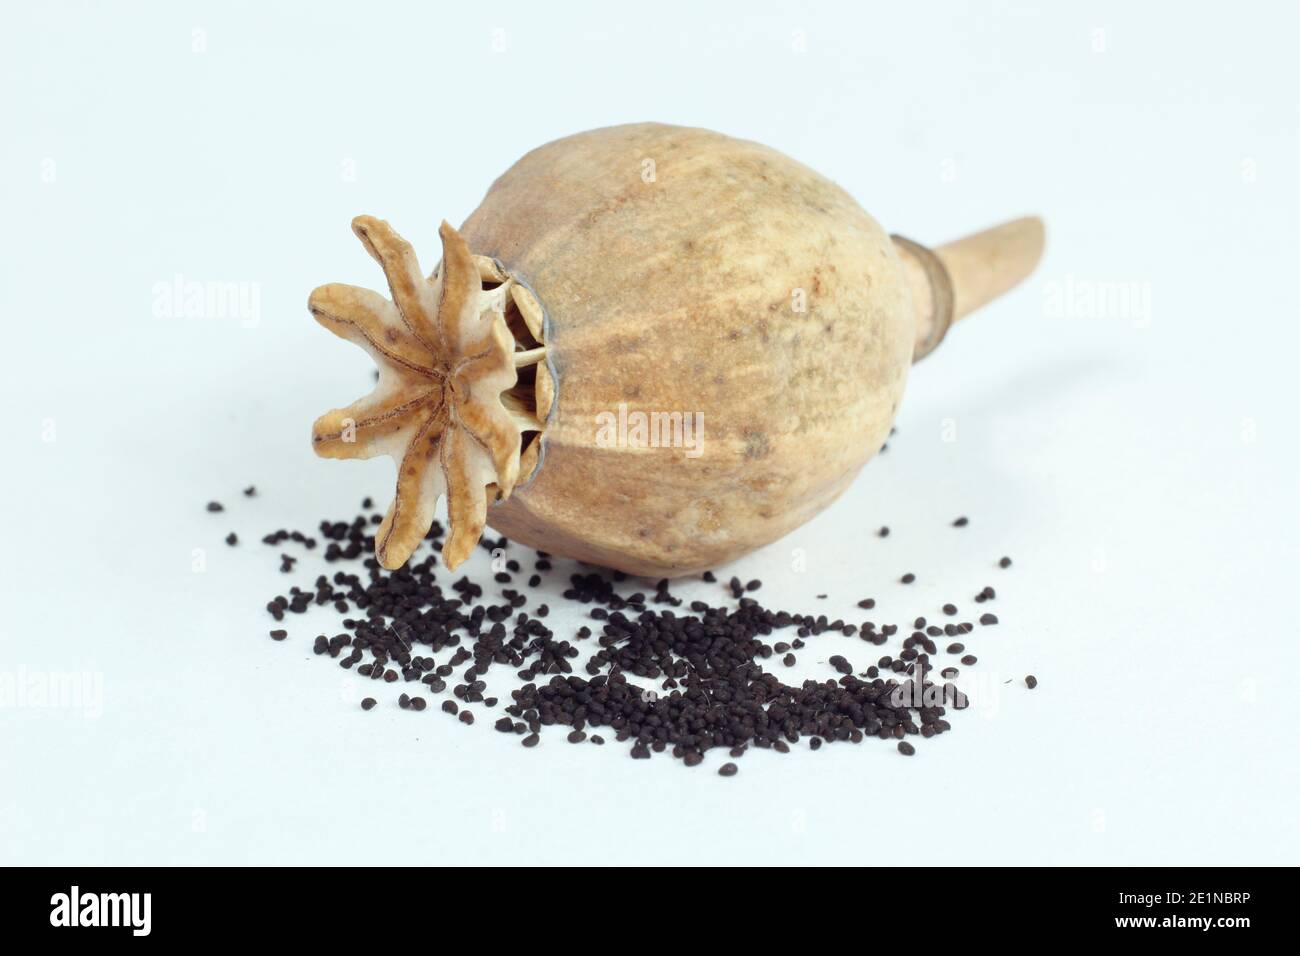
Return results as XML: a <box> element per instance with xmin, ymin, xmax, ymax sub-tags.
<box><xmin>309</xmin><ymin>216</ymin><xmax>526</xmax><ymax>570</ymax></box>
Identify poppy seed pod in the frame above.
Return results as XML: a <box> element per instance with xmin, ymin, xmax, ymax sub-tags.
<box><xmin>309</xmin><ymin>123</ymin><xmax>1044</xmax><ymax>576</ymax></box>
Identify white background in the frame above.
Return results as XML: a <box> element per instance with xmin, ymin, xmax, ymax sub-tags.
<box><xmin>3</xmin><ymin>1</ymin><xmax>1297</xmax><ymax>866</ymax></box>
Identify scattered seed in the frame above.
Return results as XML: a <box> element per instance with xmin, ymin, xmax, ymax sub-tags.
<box><xmin>718</xmin><ymin>762</ymin><xmax>738</xmax><ymax>777</ymax></box>
<box><xmin>1025</xmin><ymin>675</ymin><xmax>1038</xmax><ymax>689</ymax></box>
<box><xmin>253</xmin><ymin>493</ymin><xmax>1017</xmax><ymax>771</ymax></box>
<box><xmin>898</xmin><ymin>741</ymin><xmax>916</xmax><ymax>756</ymax></box>
<box><xmin>361</xmin><ymin>697</ymin><xmax>376</xmax><ymax>710</ymax></box>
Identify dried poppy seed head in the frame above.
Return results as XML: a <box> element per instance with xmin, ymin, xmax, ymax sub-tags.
<box><xmin>309</xmin><ymin>125</ymin><xmax>1043</xmax><ymax>575</ymax></box>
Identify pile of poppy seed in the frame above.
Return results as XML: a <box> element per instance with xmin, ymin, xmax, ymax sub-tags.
<box><xmin>213</xmin><ymin>493</ymin><xmax>1034</xmax><ymax>776</ymax></box>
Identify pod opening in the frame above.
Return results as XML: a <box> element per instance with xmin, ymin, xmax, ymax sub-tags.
<box><xmin>477</xmin><ymin>263</ymin><xmax>550</xmax><ymax>468</ymax></box>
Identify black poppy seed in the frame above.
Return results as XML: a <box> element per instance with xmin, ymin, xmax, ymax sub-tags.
<box><xmin>946</xmin><ymin>643</ymin><xmax>964</xmax><ymax>654</ymax></box>
<box><xmin>361</xmin><ymin>697</ymin><xmax>376</xmax><ymax>710</ymax></box>
<box><xmin>206</xmin><ymin>501</ymin><xmax>224</xmax><ymax>512</ymax></box>
<box><xmin>961</xmin><ymin>655</ymin><xmax>978</xmax><ymax>666</ymax></box>
<box><xmin>952</xmin><ymin>516</ymin><xmax>968</xmax><ymax>527</ymax></box>
<box><xmin>411</xmin><ymin>697</ymin><xmax>426</xmax><ymax>711</ymax></box>
<box><xmin>898</xmin><ymin>741</ymin><xmax>916</xmax><ymax>756</ymax></box>
<box><xmin>398</xmin><ymin>693</ymin><xmax>410</xmax><ymax>709</ymax></box>
<box><xmin>269</xmin><ymin>629</ymin><xmax>286</xmax><ymax>641</ymax></box>
<box><xmin>980</xmin><ymin>613</ymin><xmax>999</xmax><ymax>625</ymax></box>
<box><xmin>942</xmin><ymin>603</ymin><xmax>957</xmax><ymax>616</ymax></box>
<box><xmin>226</xmin><ymin>533</ymin><xmax>238</xmax><ymax>546</ymax></box>
<box><xmin>878</xmin><ymin>526</ymin><xmax>890</xmax><ymax>537</ymax></box>
<box><xmin>459</xmin><ymin>711</ymin><xmax>474</xmax><ymax>725</ymax></box>
<box><xmin>941</xmin><ymin>667</ymin><xmax>959</xmax><ymax>679</ymax></box>
<box><xmin>718</xmin><ymin>762</ymin><xmax>738</xmax><ymax>777</ymax></box>
<box><xmin>999</xmin><ymin>556</ymin><xmax>1012</xmax><ymax>568</ymax></box>
<box><xmin>522</xmin><ymin>733</ymin><xmax>539</xmax><ymax>747</ymax></box>
<box><xmin>901</xmin><ymin>573</ymin><xmax>915</xmax><ymax>584</ymax></box>
<box><xmin>1025</xmin><ymin>675</ymin><xmax>1038</xmax><ymax>689</ymax></box>
<box><xmin>259</xmin><ymin>499</ymin><xmax>1011</xmax><ymax>771</ymax></box>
